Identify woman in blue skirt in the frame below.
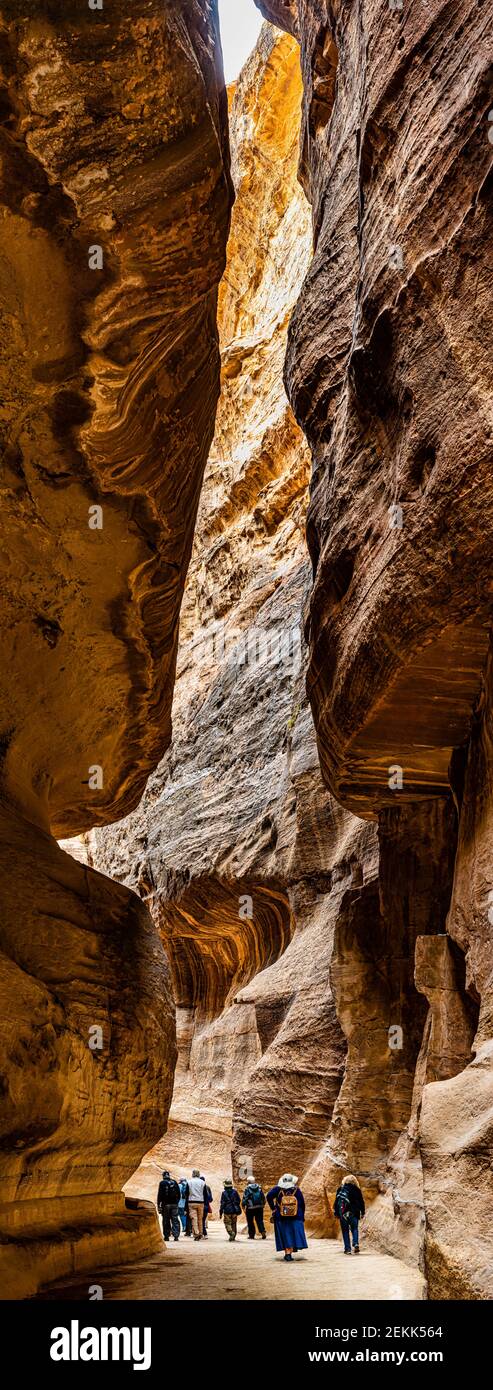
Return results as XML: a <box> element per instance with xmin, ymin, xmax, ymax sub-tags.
<box><xmin>266</xmin><ymin>1173</ymin><xmax>308</xmax><ymax>1262</ymax></box>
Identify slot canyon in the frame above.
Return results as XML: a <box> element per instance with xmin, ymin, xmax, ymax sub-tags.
<box><xmin>0</xmin><ymin>0</ymin><xmax>492</xmax><ymax>1306</ymax></box>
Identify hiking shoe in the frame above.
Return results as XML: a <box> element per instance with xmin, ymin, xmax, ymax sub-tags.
<box><xmin>283</xmin><ymin>1254</ymin><xmax>293</xmax><ymax>1262</ymax></box>
<box><xmin>353</xmin><ymin>1246</ymin><xmax>360</xmax><ymax>1253</ymax></box>
<box><xmin>343</xmin><ymin>1249</ymin><xmax>351</xmax><ymax>1254</ymax></box>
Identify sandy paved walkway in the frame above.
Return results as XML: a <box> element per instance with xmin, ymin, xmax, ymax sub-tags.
<box><xmin>40</xmin><ymin>1221</ymin><xmax>425</xmax><ymax>1301</ymax></box>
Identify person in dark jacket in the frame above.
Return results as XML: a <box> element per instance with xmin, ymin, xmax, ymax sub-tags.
<box><xmin>242</xmin><ymin>1175</ymin><xmax>267</xmax><ymax>1239</ymax></box>
<box><xmin>177</xmin><ymin>1177</ymin><xmax>189</xmax><ymax>1234</ymax></box>
<box><xmin>333</xmin><ymin>1173</ymin><xmax>365</xmax><ymax>1253</ymax></box>
<box><xmin>266</xmin><ymin>1173</ymin><xmax>308</xmax><ymax>1262</ymax></box>
<box><xmin>200</xmin><ymin>1175</ymin><xmax>213</xmax><ymax>1237</ymax></box>
<box><xmin>219</xmin><ymin>1179</ymin><xmax>242</xmax><ymax>1240</ymax></box>
<box><xmin>157</xmin><ymin>1170</ymin><xmax>181</xmax><ymax>1242</ymax></box>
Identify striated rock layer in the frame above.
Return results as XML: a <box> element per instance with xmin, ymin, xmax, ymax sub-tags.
<box><xmin>87</xmin><ymin>24</ymin><xmax>366</xmax><ymax>1199</ymax></box>
<box><xmin>257</xmin><ymin>0</ymin><xmax>492</xmax><ymax>811</ymax></box>
<box><xmin>88</xmin><ymin>25</ymin><xmax>450</xmax><ymax>1268</ymax></box>
<box><xmin>0</xmin><ymin>0</ymin><xmax>231</xmax><ymax>834</ymax></box>
<box><xmin>255</xmin><ymin>0</ymin><xmax>493</xmax><ymax>1296</ymax></box>
<box><xmin>82</xmin><ymin>5</ymin><xmax>492</xmax><ymax>1300</ymax></box>
<box><xmin>0</xmin><ymin>0</ymin><xmax>231</xmax><ymax>1296</ymax></box>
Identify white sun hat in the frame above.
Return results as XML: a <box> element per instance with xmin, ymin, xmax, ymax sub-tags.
<box><xmin>278</xmin><ymin>1173</ymin><xmax>298</xmax><ymax>1189</ymax></box>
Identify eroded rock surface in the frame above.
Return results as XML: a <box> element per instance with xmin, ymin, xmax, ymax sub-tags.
<box><xmin>87</xmin><ymin>25</ymin><xmax>366</xmax><ymax>1199</ymax></box>
<box><xmin>255</xmin><ymin>0</ymin><xmax>492</xmax><ymax>819</ymax></box>
<box><xmin>60</xmin><ymin>5</ymin><xmax>493</xmax><ymax>1303</ymax></box>
<box><xmin>417</xmin><ymin>650</ymin><xmax>493</xmax><ymax>1299</ymax></box>
<box><xmin>0</xmin><ymin>0</ymin><xmax>231</xmax><ymax>833</ymax></box>
<box><xmin>0</xmin><ymin>0</ymin><xmax>230</xmax><ymax>1296</ymax></box>
<box><xmin>255</xmin><ymin>0</ymin><xmax>493</xmax><ymax>1296</ymax></box>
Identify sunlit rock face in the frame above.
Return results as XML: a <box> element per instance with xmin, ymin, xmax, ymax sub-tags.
<box><xmin>231</xmin><ymin>817</ymin><xmax>374</xmax><ymax>1191</ymax></box>
<box><xmin>87</xmin><ymin>25</ymin><xmax>367</xmax><ymax>1193</ymax></box>
<box><xmin>256</xmin><ymin>0</ymin><xmax>493</xmax><ymax>1294</ymax></box>
<box><xmin>0</xmin><ymin>0</ymin><xmax>230</xmax><ymax>1296</ymax></box>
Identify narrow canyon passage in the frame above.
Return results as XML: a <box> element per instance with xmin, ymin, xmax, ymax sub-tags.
<box><xmin>38</xmin><ymin>1133</ymin><xmax>422</xmax><ymax>1302</ymax></box>
<box><xmin>0</xmin><ymin>0</ymin><xmax>492</xmax><ymax>1313</ymax></box>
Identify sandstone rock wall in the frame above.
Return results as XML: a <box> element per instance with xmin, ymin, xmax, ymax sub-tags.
<box><xmin>254</xmin><ymin>0</ymin><xmax>493</xmax><ymax>1295</ymax></box>
<box><xmin>0</xmin><ymin>0</ymin><xmax>231</xmax><ymax>1296</ymax></box>
<box><xmin>87</xmin><ymin>24</ymin><xmax>371</xmax><ymax>1201</ymax></box>
<box><xmin>70</xmin><ymin>5</ymin><xmax>493</xmax><ymax>1301</ymax></box>
<box><xmin>86</xmin><ymin>24</ymin><xmax>441</xmax><ymax>1260</ymax></box>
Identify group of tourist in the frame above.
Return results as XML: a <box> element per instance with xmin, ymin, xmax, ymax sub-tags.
<box><xmin>157</xmin><ymin>1169</ymin><xmax>365</xmax><ymax>1262</ymax></box>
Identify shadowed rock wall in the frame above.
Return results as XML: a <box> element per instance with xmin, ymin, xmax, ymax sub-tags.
<box><xmin>0</xmin><ymin>0</ymin><xmax>231</xmax><ymax>1296</ymax></box>
<box><xmin>255</xmin><ymin>0</ymin><xmax>493</xmax><ymax>1296</ymax></box>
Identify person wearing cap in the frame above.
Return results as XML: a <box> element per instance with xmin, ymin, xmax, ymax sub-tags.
<box><xmin>266</xmin><ymin>1173</ymin><xmax>307</xmax><ymax>1262</ymax></box>
<box><xmin>241</xmin><ymin>1175</ymin><xmax>267</xmax><ymax>1239</ymax></box>
<box><xmin>219</xmin><ymin>1178</ymin><xmax>242</xmax><ymax>1240</ymax></box>
<box><xmin>156</xmin><ymin>1169</ymin><xmax>181</xmax><ymax>1242</ymax></box>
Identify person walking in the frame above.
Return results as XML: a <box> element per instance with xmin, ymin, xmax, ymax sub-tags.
<box><xmin>200</xmin><ymin>1175</ymin><xmax>213</xmax><ymax>1237</ymax></box>
<box><xmin>177</xmin><ymin>1176</ymin><xmax>189</xmax><ymax>1234</ymax></box>
<box><xmin>156</xmin><ymin>1170</ymin><xmax>181</xmax><ymax>1242</ymax></box>
<box><xmin>188</xmin><ymin>1169</ymin><xmax>207</xmax><ymax>1240</ymax></box>
<box><xmin>242</xmin><ymin>1175</ymin><xmax>267</xmax><ymax>1239</ymax></box>
<box><xmin>266</xmin><ymin>1173</ymin><xmax>307</xmax><ymax>1262</ymax></box>
<box><xmin>219</xmin><ymin>1178</ymin><xmax>242</xmax><ymax>1240</ymax></box>
<box><xmin>333</xmin><ymin>1173</ymin><xmax>365</xmax><ymax>1254</ymax></box>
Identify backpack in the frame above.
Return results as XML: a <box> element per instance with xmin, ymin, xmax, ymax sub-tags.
<box><xmin>336</xmin><ymin>1187</ymin><xmax>352</xmax><ymax>1221</ymax></box>
<box><xmin>162</xmin><ymin>1179</ymin><xmax>180</xmax><ymax>1204</ymax></box>
<box><xmin>277</xmin><ymin>1189</ymin><xmax>298</xmax><ymax>1219</ymax></box>
<box><xmin>245</xmin><ymin>1184</ymin><xmax>264</xmax><ymax>1209</ymax></box>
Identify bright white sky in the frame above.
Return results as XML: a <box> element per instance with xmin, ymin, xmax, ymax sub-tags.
<box><xmin>218</xmin><ymin>0</ymin><xmax>263</xmax><ymax>83</ymax></box>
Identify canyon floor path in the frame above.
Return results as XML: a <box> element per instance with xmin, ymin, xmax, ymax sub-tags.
<box><xmin>39</xmin><ymin>1224</ymin><xmax>424</xmax><ymax>1301</ymax></box>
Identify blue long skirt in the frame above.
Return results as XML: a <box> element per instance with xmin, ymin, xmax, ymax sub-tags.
<box><xmin>273</xmin><ymin>1215</ymin><xmax>308</xmax><ymax>1252</ymax></box>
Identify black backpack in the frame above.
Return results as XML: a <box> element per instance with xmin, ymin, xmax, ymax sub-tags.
<box><xmin>336</xmin><ymin>1187</ymin><xmax>352</xmax><ymax>1221</ymax></box>
<box><xmin>162</xmin><ymin>1179</ymin><xmax>180</xmax><ymax>1204</ymax></box>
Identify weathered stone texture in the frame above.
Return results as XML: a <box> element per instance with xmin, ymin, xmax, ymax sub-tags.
<box><xmin>0</xmin><ymin>0</ymin><xmax>230</xmax><ymax>1296</ymax></box>
<box><xmin>254</xmin><ymin>0</ymin><xmax>493</xmax><ymax>1294</ymax></box>
<box><xmin>0</xmin><ymin>0</ymin><xmax>231</xmax><ymax>834</ymax></box>
<box><xmin>417</xmin><ymin>650</ymin><xmax>493</xmax><ymax>1299</ymax></box>
<box><xmin>87</xmin><ymin>25</ymin><xmax>364</xmax><ymax>1202</ymax></box>
<box><xmin>256</xmin><ymin>1</ymin><xmax>493</xmax><ymax>817</ymax></box>
<box><xmin>59</xmin><ymin>5</ymin><xmax>493</xmax><ymax>1302</ymax></box>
